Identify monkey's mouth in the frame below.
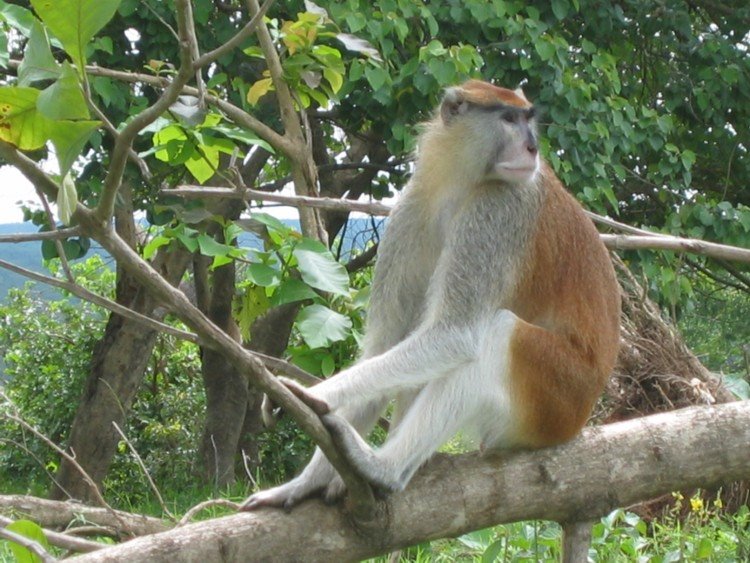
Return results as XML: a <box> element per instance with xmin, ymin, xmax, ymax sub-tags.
<box><xmin>494</xmin><ymin>160</ymin><xmax>539</xmax><ymax>182</ymax></box>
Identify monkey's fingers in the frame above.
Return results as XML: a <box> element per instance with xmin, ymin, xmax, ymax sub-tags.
<box><xmin>279</xmin><ymin>376</ymin><xmax>330</xmax><ymax>416</ymax></box>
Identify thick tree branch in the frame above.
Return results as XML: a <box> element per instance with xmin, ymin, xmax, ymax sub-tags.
<box><xmin>67</xmin><ymin>401</ymin><xmax>750</xmax><ymax>562</ymax></box>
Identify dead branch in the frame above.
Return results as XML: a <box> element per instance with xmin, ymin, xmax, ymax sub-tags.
<box><xmin>0</xmin><ymin>515</ymin><xmax>104</xmax><ymax>554</ymax></box>
<box><xmin>66</xmin><ymin>401</ymin><xmax>750</xmax><ymax>562</ymax></box>
<box><xmin>0</xmin><ymin>496</ymin><xmax>167</xmax><ymax>538</ymax></box>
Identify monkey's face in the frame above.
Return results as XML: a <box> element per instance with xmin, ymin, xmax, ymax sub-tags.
<box><xmin>439</xmin><ymin>82</ymin><xmax>540</xmax><ymax>187</ymax></box>
<box><xmin>482</xmin><ymin>105</ymin><xmax>539</xmax><ymax>185</ymax></box>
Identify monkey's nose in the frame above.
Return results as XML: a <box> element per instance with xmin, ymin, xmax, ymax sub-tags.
<box><xmin>527</xmin><ymin>143</ymin><xmax>538</xmax><ymax>156</ymax></box>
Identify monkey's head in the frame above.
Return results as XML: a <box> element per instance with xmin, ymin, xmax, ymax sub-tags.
<box><xmin>437</xmin><ymin>80</ymin><xmax>540</xmax><ymax>186</ymax></box>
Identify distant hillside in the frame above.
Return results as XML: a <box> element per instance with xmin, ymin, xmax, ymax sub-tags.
<box><xmin>0</xmin><ymin>218</ymin><xmax>384</xmax><ymax>301</ymax></box>
<box><xmin>0</xmin><ymin>223</ymin><xmax>57</xmax><ymax>300</ymax></box>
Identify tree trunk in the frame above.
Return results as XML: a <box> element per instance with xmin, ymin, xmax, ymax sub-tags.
<box><xmin>68</xmin><ymin>401</ymin><xmax>750</xmax><ymax>562</ymax></box>
<box><xmin>196</xmin><ymin>252</ymin><xmax>248</xmax><ymax>488</ymax></box>
<box><xmin>51</xmin><ymin>187</ymin><xmax>191</xmax><ymax>502</ymax></box>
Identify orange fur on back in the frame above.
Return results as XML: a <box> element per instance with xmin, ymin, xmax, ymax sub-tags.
<box><xmin>508</xmin><ymin>164</ymin><xmax>621</xmax><ymax>446</ymax></box>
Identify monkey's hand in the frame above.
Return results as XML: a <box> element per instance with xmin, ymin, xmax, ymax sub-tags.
<box><xmin>280</xmin><ymin>377</ymin><xmax>331</xmax><ymax>416</ymax></box>
<box><xmin>322</xmin><ymin>413</ymin><xmax>402</xmax><ymax>493</ymax></box>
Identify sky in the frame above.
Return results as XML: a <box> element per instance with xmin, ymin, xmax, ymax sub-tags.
<box><xmin>0</xmin><ymin>166</ymin><xmax>38</xmax><ymax>224</ymax></box>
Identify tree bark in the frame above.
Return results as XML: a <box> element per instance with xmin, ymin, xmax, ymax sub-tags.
<box><xmin>51</xmin><ymin>186</ymin><xmax>192</xmax><ymax>502</ymax></box>
<box><xmin>197</xmin><ymin>254</ymin><xmax>248</xmax><ymax>488</ymax></box>
<box><xmin>70</xmin><ymin>401</ymin><xmax>750</xmax><ymax>562</ymax></box>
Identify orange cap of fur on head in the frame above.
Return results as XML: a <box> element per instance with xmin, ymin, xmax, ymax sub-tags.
<box><xmin>457</xmin><ymin>79</ymin><xmax>532</xmax><ymax>109</ymax></box>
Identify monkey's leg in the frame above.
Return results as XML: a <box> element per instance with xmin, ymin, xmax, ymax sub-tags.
<box><xmin>304</xmin><ymin>314</ymin><xmax>518</xmax><ymax>411</ymax></box>
<box><xmin>322</xmin><ymin>364</ymin><xmax>511</xmax><ymax>492</ymax></box>
<box><xmin>240</xmin><ymin>397</ymin><xmax>387</xmax><ymax>510</ymax></box>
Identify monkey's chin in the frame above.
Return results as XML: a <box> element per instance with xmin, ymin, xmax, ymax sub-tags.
<box><xmin>491</xmin><ymin>161</ymin><xmax>539</xmax><ymax>184</ymax></box>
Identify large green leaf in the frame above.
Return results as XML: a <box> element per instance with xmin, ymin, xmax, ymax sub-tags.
<box><xmin>0</xmin><ymin>1</ymin><xmax>37</xmax><ymax>37</ymax></box>
<box><xmin>296</xmin><ymin>304</ymin><xmax>352</xmax><ymax>348</ymax></box>
<box><xmin>293</xmin><ymin>247</ymin><xmax>350</xmax><ymax>297</ymax></box>
<box><xmin>30</xmin><ymin>0</ymin><xmax>121</xmax><ymax>69</ymax></box>
<box><xmin>37</xmin><ymin>62</ymin><xmax>89</xmax><ymax>120</ymax></box>
<box><xmin>48</xmin><ymin>119</ymin><xmax>100</xmax><ymax>175</ymax></box>
<box><xmin>0</xmin><ymin>86</ymin><xmax>53</xmax><ymax>150</ymax></box>
<box><xmin>5</xmin><ymin>519</ymin><xmax>49</xmax><ymax>563</ymax></box>
<box><xmin>17</xmin><ymin>19</ymin><xmax>60</xmax><ymax>85</ymax></box>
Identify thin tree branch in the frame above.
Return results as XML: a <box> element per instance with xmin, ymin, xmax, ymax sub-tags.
<box><xmin>168</xmin><ymin>186</ymin><xmax>393</xmax><ymax>215</ymax></box>
<box><xmin>177</xmin><ymin>500</ymin><xmax>240</xmax><ymax>527</ymax></box>
<box><xmin>111</xmin><ymin>423</ymin><xmax>175</xmax><ymax>521</ymax></box>
<box><xmin>0</xmin><ymin>258</ymin><xmax>201</xmax><ymax>344</ymax></box>
<box><xmin>0</xmin><ymin>393</ymin><xmax>114</xmax><ymax>515</ymax></box>
<box><xmin>93</xmin><ymin>0</ymin><xmax>200</xmax><ymax>223</ymax></box>
<box><xmin>168</xmin><ymin>187</ymin><xmax>750</xmax><ymax>265</ymax></box>
<box><xmin>0</xmin><ymin>526</ymin><xmax>56</xmax><ymax>563</ymax></box>
<box><xmin>600</xmin><ymin>233</ymin><xmax>750</xmax><ymax>264</ymax></box>
<box><xmin>193</xmin><ymin>0</ymin><xmax>276</xmax><ymax>70</ymax></box>
<box><xmin>6</xmin><ymin>59</ymin><xmax>290</xmax><ymax>155</ymax></box>
<box><xmin>0</xmin><ymin>227</ymin><xmax>81</xmax><ymax>243</ymax></box>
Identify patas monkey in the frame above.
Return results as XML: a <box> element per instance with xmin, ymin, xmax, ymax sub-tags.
<box><xmin>242</xmin><ymin>80</ymin><xmax>620</xmax><ymax>510</ymax></box>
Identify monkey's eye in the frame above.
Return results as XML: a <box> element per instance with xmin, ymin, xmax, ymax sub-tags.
<box><xmin>501</xmin><ymin>112</ymin><xmax>517</xmax><ymax>124</ymax></box>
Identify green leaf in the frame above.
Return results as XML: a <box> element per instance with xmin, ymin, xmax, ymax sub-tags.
<box><xmin>364</xmin><ymin>65</ymin><xmax>388</xmax><ymax>91</ymax></box>
<box><xmin>37</xmin><ymin>62</ymin><xmax>89</xmax><ymax>120</ymax></box>
<box><xmin>323</xmin><ymin>67</ymin><xmax>343</xmax><ymax>94</ymax></box>
<box><xmin>213</xmin><ymin>125</ymin><xmax>275</xmax><ymax>153</ymax></box>
<box><xmin>271</xmin><ymin>278</ymin><xmax>318</xmax><ymax>306</ymax></box>
<box><xmin>196</xmin><ymin>233</ymin><xmax>234</xmax><ymax>257</ymax></box>
<box><xmin>30</xmin><ymin>0</ymin><xmax>122</xmax><ymax>70</ymax></box>
<box><xmin>57</xmin><ymin>172</ymin><xmax>77</xmax><ymax>225</ymax></box>
<box><xmin>237</xmin><ymin>285</ymin><xmax>271</xmax><ymax>339</ymax></box>
<box><xmin>0</xmin><ymin>86</ymin><xmax>54</xmax><ymax>150</ymax></box>
<box><xmin>18</xmin><ymin>19</ymin><xmax>60</xmax><ymax>86</ymax></box>
<box><xmin>246</xmin><ymin>262</ymin><xmax>281</xmax><ymax>287</ymax></box>
<box><xmin>142</xmin><ymin>235</ymin><xmax>171</xmax><ymax>260</ymax></box>
<box><xmin>294</xmin><ymin>247</ymin><xmax>350</xmax><ymax>296</ymax></box>
<box><xmin>49</xmin><ymin>119</ymin><xmax>100</xmax><ymax>175</ymax></box>
<box><xmin>550</xmin><ymin>0</ymin><xmax>569</xmax><ymax>19</ymax></box>
<box><xmin>535</xmin><ymin>39</ymin><xmax>556</xmax><ymax>61</ymax></box>
<box><xmin>5</xmin><ymin>519</ymin><xmax>49</xmax><ymax>563</ymax></box>
<box><xmin>296</xmin><ymin>304</ymin><xmax>352</xmax><ymax>348</ymax></box>
<box><xmin>0</xmin><ymin>2</ymin><xmax>37</xmax><ymax>37</ymax></box>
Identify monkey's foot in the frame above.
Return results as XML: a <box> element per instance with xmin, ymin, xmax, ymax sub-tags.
<box><xmin>240</xmin><ymin>479</ymin><xmax>320</xmax><ymax>512</ymax></box>
<box><xmin>279</xmin><ymin>377</ymin><xmax>330</xmax><ymax>416</ymax></box>
<box><xmin>322</xmin><ymin>413</ymin><xmax>402</xmax><ymax>493</ymax></box>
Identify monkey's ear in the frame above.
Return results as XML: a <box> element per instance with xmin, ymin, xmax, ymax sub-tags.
<box><xmin>514</xmin><ymin>87</ymin><xmax>531</xmax><ymax>105</ymax></box>
<box><xmin>440</xmin><ymin>87</ymin><xmax>469</xmax><ymax>124</ymax></box>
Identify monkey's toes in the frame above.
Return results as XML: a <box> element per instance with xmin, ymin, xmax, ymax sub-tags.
<box><xmin>280</xmin><ymin>377</ymin><xmax>330</xmax><ymax>415</ymax></box>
